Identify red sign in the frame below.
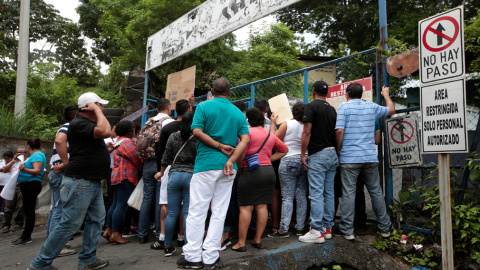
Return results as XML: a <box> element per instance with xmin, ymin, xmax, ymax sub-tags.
<box><xmin>422</xmin><ymin>16</ymin><xmax>459</xmax><ymax>52</ymax></box>
<box><xmin>327</xmin><ymin>77</ymin><xmax>373</xmax><ymax>99</ymax></box>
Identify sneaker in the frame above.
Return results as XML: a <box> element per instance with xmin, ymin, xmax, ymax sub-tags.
<box><xmin>28</xmin><ymin>266</ymin><xmax>58</xmax><ymax>270</ymax></box>
<box><xmin>176</xmin><ymin>257</ymin><xmax>204</xmax><ymax>269</ymax></box>
<box><xmin>77</xmin><ymin>258</ymin><xmax>109</xmax><ymax>270</ymax></box>
<box><xmin>177</xmin><ymin>239</ymin><xmax>185</xmax><ymax>247</ymax></box>
<box><xmin>268</xmin><ymin>231</ymin><xmax>289</xmax><ymax>238</ymax></box>
<box><xmin>12</xmin><ymin>225</ymin><xmax>23</xmax><ymax>232</ymax></box>
<box><xmin>2</xmin><ymin>226</ymin><xmax>10</xmax><ymax>233</ymax></box>
<box><xmin>150</xmin><ymin>239</ymin><xmax>165</xmax><ymax>250</ymax></box>
<box><xmin>380</xmin><ymin>225</ymin><xmax>392</xmax><ymax>238</ymax></box>
<box><xmin>164</xmin><ymin>246</ymin><xmax>177</xmax><ymax>257</ymax></box>
<box><xmin>58</xmin><ymin>247</ymin><xmax>77</xmax><ymax>257</ymax></box>
<box><xmin>298</xmin><ymin>228</ymin><xmax>325</xmax><ymax>243</ymax></box>
<box><xmin>204</xmin><ymin>257</ymin><xmax>221</xmax><ymax>269</ymax></box>
<box><xmin>11</xmin><ymin>237</ymin><xmax>32</xmax><ymax>246</ymax></box>
<box><xmin>332</xmin><ymin>227</ymin><xmax>355</xmax><ymax>240</ymax></box>
<box><xmin>122</xmin><ymin>231</ymin><xmax>138</xmax><ymax>238</ymax></box>
<box><xmin>219</xmin><ymin>239</ymin><xmax>231</xmax><ymax>251</ymax></box>
<box><xmin>323</xmin><ymin>227</ymin><xmax>332</xmax><ymax>240</ymax></box>
<box><xmin>295</xmin><ymin>229</ymin><xmax>304</xmax><ymax>236</ymax></box>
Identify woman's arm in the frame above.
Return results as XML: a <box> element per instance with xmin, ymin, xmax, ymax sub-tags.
<box><xmin>275</xmin><ymin>122</ymin><xmax>288</xmax><ymax>141</ymax></box>
<box><xmin>19</xmin><ymin>161</ymin><xmax>43</xmax><ymax>175</ymax></box>
<box><xmin>121</xmin><ymin>140</ymin><xmax>143</xmax><ymax>169</ymax></box>
<box><xmin>270</xmin><ymin>137</ymin><xmax>288</xmax><ymax>162</ymax></box>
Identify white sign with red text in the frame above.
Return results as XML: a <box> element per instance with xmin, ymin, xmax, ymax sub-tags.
<box><xmin>326</xmin><ymin>77</ymin><xmax>373</xmax><ymax>110</ymax></box>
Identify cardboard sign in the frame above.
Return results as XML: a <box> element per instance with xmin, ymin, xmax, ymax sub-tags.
<box><xmin>268</xmin><ymin>93</ymin><xmax>293</xmax><ymax>125</ymax></box>
<box><xmin>165</xmin><ymin>66</ymin><xmax>196</xmax><ymax>110</ymax></box>
<box><xmin>326</xmin><ymin>77</ymin><xmax>373</xmax><ymax>110</ymax></box>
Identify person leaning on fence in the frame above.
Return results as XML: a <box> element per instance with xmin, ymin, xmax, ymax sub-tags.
<box><xmin>334</xmin><ymin>83</ymin><xmax>395</xmax><ymax>241</ymax></box>
<box><xmin>177</xmin><ymin>78</ymin><xmax>249</xmax><ymax>270</ymax></box>
<box><xmin>103</xmin><ymin>120</ymin><xmax>143</xmax><ymax>244</ymax></box>
<box><xmin>299</xmin><ymin>81</ymin><xmax>338</xmax><ymax>244</ymax></box>
<box><xmin>30</xmin><ymin>92</ymin><xmax>111</xmax><ymax>270</ymax></box>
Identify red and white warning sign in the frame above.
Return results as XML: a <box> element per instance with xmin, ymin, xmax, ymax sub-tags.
<box><xmin>326</xmin><ymin>77</ymin><xmax>372</xmax><ymax>110</ymax></box>
<box><xmin>419</xmin><ymin>6</ymin><xmax>464</xmax><ymax>84</ymax></box>
<box><xmin>386</xmin><ymin>115</ymin><xmax>422</xmax><ymax>168</ymax></box>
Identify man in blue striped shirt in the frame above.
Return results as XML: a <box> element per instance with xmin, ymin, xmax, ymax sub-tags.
<box><xmin>335</xmin><ymin>83</ymin><xmax>395</xmax><ymax>240</ymax></box>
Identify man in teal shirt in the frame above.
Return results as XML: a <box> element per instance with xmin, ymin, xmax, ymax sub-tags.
<box><xmin>178</xmin><ymin>78</ymin><xmax>249</xmax><ymax>269</ymax></box>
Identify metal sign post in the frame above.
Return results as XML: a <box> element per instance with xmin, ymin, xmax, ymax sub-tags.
<box><xmin>419</xmin><ymin>6</ymin><xmax>466</xmax><ymax>268</ymax></box>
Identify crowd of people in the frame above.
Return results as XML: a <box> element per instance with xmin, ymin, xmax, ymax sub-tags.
<box><xmin>0</xmin><ymin>77</ymin><xmax>396</xmax><ymax>270</ymax></box>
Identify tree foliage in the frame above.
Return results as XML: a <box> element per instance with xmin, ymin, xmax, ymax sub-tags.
<box><xmin>277</xmin><ymin>0</ymin><xmax>480</xmax><ymax>55</ymax></box>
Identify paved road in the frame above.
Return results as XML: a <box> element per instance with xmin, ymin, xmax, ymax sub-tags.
<box><xmin>0</xmin><ymin>223</ymin><xmax>305</xmax><ymax>270</ymax></box>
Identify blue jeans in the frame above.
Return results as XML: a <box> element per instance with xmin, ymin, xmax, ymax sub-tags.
<box><xmin>279</xmin><ymin>155</ymin><xmax>308</xmax><ymax>232</ymax></box>
<box><xmin>30</xmin><ymin>176</ymin><xmax>105</xmax><ymax>269</ymax></box>
<box><xmin>47</xmin><ymin>171</ymin><xmax>63</xmax><ymax>237</ymax></box>
<box><xmin>165</xmin><ymin>172</ymin><xmax>191</xmax><ymax>247</ymax></box>
<box><xmin>106</xmin><ymin>180</ymin><xmax>135</xmax><ymax>232</ymax></box>
<box><xmin>339</xmin><ymin>163</ymin><xmax>391</xmax><ymax>235</ymax></box>
<box><xmin>138</xmin><ymin>159</ymin><xmax>160</xmax><ymax>238</ymax></box>
<box><xmin>307</xmin><ymin>148</ymin><xmax>338</xmax><ymax>230</ymax></box>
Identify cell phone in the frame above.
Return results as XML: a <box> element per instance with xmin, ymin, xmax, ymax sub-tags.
<box><xmin>207</xmin><ymin>91</ymin><xmax>212</xmax><ymax>99</ymax></box>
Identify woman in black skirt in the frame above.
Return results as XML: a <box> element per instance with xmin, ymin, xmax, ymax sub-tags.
<box><xmin>231</xmin><ymin>108</ymin><xmax>288</xmax><ymax>252</ymax></box>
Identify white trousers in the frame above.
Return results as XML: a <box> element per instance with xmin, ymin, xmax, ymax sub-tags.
<box><xmin>182</xmin><ymin>169</ymin><xmax>236</xmax><ymax>264</ymax></box>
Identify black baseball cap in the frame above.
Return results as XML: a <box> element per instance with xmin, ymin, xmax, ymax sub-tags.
<box><xmin>312</xmin><ymin>81</ymin><xmax>329</xmax><ymax>94</ymax></box>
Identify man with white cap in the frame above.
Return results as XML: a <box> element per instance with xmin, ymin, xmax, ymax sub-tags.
<box><xmin>30</xmin><ymin>92</ymin><xmax>111</xmax><ymax>270</ymax></box>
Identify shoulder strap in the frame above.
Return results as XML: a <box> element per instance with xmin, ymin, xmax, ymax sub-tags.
<box><xmin>255</xmin><ymin>132</ymin><xmax>271</xmax><ymax>154</ymax></box>
<box><xmin>173</xmin><ymin>135</ymin><xmax>194</xmax><ymax>165</ymax></box>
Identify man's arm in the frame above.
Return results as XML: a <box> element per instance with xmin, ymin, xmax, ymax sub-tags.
<box><xmin>375</xmin><ymin>130</ymin><xmax>381</xmax><ymax>145</ymax></box>
<box><xmin>381</xmin><ymin>86</ymin><xmax>395</xmax><ymax>116</ymax></box>
<box><xmin>82</xmin><ymin>103</ymin><xmax>111</xmax><ymax>139</ymax></box>
<box><xmin>192</xmin><ymin>128</ymin><xmax>235</xmax><ymax>156</ymax></box>
<box><xmin>224</xmin><ymin>134</ymin><xmax>250</xmax><ymax>175</ymax></box>
<box><xmin>335</xmin><ymin>129</ymin><xmax>344</xmax><ymax>156</ymax></box>
<box><xmin>300</xmin><ymin>123</ymin><xmax>312</xmax><ymax>170</ymax></box>
<box><xmin>54</xmin><ymin>132</ymin><xmax>69</xmax><ymax>172</ymax></box>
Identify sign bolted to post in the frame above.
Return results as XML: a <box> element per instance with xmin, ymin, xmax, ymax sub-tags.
<box><xmin>419</xmin><ymin>6</ymin><xmax>464</xmax><ymax>84</ymax></box>
<box><xmin>386</xmin><ymin>115</ymin><xmax>422</xmax><ymax>168</ymax></box>
<box><xmin>419</xmin><ymin>6</ymin><xmax>466</xmax><ymax>269</ymax></box>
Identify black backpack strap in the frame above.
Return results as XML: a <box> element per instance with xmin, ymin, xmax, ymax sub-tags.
<box><xmin>255</xmin><ymin>132</ymin><xmax>271</xmax><ymax>154</ymax></box>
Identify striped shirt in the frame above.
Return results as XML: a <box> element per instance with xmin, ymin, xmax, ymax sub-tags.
<box><xmin>335</xmin><ymin>99</ymin><xmax>389</xmax><ymax>164</ymax></box>
<box><xmin>49</xmin><ymin>123</ymin><xmax>70</xmax><ymax>166</ymax></box>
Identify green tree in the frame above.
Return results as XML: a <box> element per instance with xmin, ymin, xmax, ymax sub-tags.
<box><xmin>0</xmin><ymin>0</ymin><xmax>69</xmax><ymax>70</ymax></box>
<box><xmin>222</xmin><ymin>23</ymin><xmax>305</xmax><ymax>87</ymax></box>
<box><xmin>277</xmin><ymin>0</ymin><xmax>480</xmax><ymax>55</ymax></box>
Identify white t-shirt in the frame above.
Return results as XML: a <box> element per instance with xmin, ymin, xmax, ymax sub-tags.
<box><xmin>282</xmin><ymin>119</ymin><xmax>304</xmax><ymax>157</ymax></box>
<box><xmin>0</xmin><ymin>160</ymin><xmax>13</xmax><ymax>186</ymax></box>
<box><xmin>104</xmin><ymin>137</ymin><xmax>117</xmax><ymax>169</ymax></box>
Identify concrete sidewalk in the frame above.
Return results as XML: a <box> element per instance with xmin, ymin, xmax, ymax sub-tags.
<box><xmin>0</xmin><ymin>223</ymin><xmax>407</xmax><ymax>270</ymax></box>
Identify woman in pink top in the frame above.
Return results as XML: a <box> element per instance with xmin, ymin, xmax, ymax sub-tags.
<box><xmin>231</xmin><ymin>108</ymin><xmax>288</xmax><ymax>252</ymax></box>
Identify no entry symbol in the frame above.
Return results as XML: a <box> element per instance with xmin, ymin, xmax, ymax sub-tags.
<box><xmin>422</xmin><ymin>16</ymin><xmax>459</xmax><ymax>52</ymax></box>
<box><xmin>390</xmin><ymin>121</ymin><xmax>414</xmax><ymax>144</ymax></box>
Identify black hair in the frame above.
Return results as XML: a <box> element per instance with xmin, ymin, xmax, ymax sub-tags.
<box><xmin>233</xmin><ymin>101</ymin><xmax>247</xmax><ymax>113</ymax></box>
<box><xmin>246</xmin><ymin>108</ymin><xmax>265</xmax><ymax>127</ymax></box>
<box><xmin>115</xmin><ymin>120</ymin><xmax>133</xmax><ymax>136</ymax></box>
<box><xmin>27</xmin><ymin>138</ymin><xmax>41</xmax><ymax>150</ymax></box>
<box><xmin>157</xmin><ymin>98</ymin><xmax>171</xmax><ymax>111</ymax></box>
<box><xmin>253</xmin><ymin>98</ymin><xmax>268</xmax><ymax>112</ymax></box>
<box><xmin>292</xmin><ymin>102</ymin><xmax>305</xmax><ymax>122</ymax></box>
<box><xmin>133</xmin><ymin>121</ymin><xmax>141</xmax><ymax>134</ymax></box>
<box><xmin>64</xmin><ymin>105</ymin><xmax>78</xmax><ymax>122</ymax></box>
<box><xmin>212</xmin><ymin>78</ymin><xmax>230</xmax><ymax>95</ymax></box>
<box><xmin>176</xmin><ymin>99</ymin><xmax>190</xmax><ymax>117</ymax></box>
<box><xmin>3</xmin><ymin>151</ymin><xmax>13</xmax><ymax>158</ymax></box>
<box><xmin>180</xmin><ymin>111</ymin><xmax>194</xmax><ymax>141</ymax></box>
<box><xmin>346</xmin><ymin>82</ymin><xmax>363</xmax><ymax>99</ymax></box>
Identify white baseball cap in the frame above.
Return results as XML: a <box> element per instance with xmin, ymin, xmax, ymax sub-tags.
<box><xmin>78</xmin><ymin>92</ymin><xmax>109</xmax><ymax>108</ymax></box>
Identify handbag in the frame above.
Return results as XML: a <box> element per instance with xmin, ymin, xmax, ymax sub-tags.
<box><xmin>127</xmin><ymin>177</ymin><xmax>144</xmax><ymax>210</ymax></box>
<box><xmin>244</xmin><ymin>132</ymin><xmax>270</xmax><ymax>171</ymax></box>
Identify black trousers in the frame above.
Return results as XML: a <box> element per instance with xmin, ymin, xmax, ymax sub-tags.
<box><xmin>19</xmin><ymin>181</ymin><xmax>42</xmax><ymax>240</ymax></box>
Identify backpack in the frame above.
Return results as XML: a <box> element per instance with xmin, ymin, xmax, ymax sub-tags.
<box><xmin>136</xmin><ymin>116</ymin><xmax>170</xmax><ymax>159</ymax></box>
